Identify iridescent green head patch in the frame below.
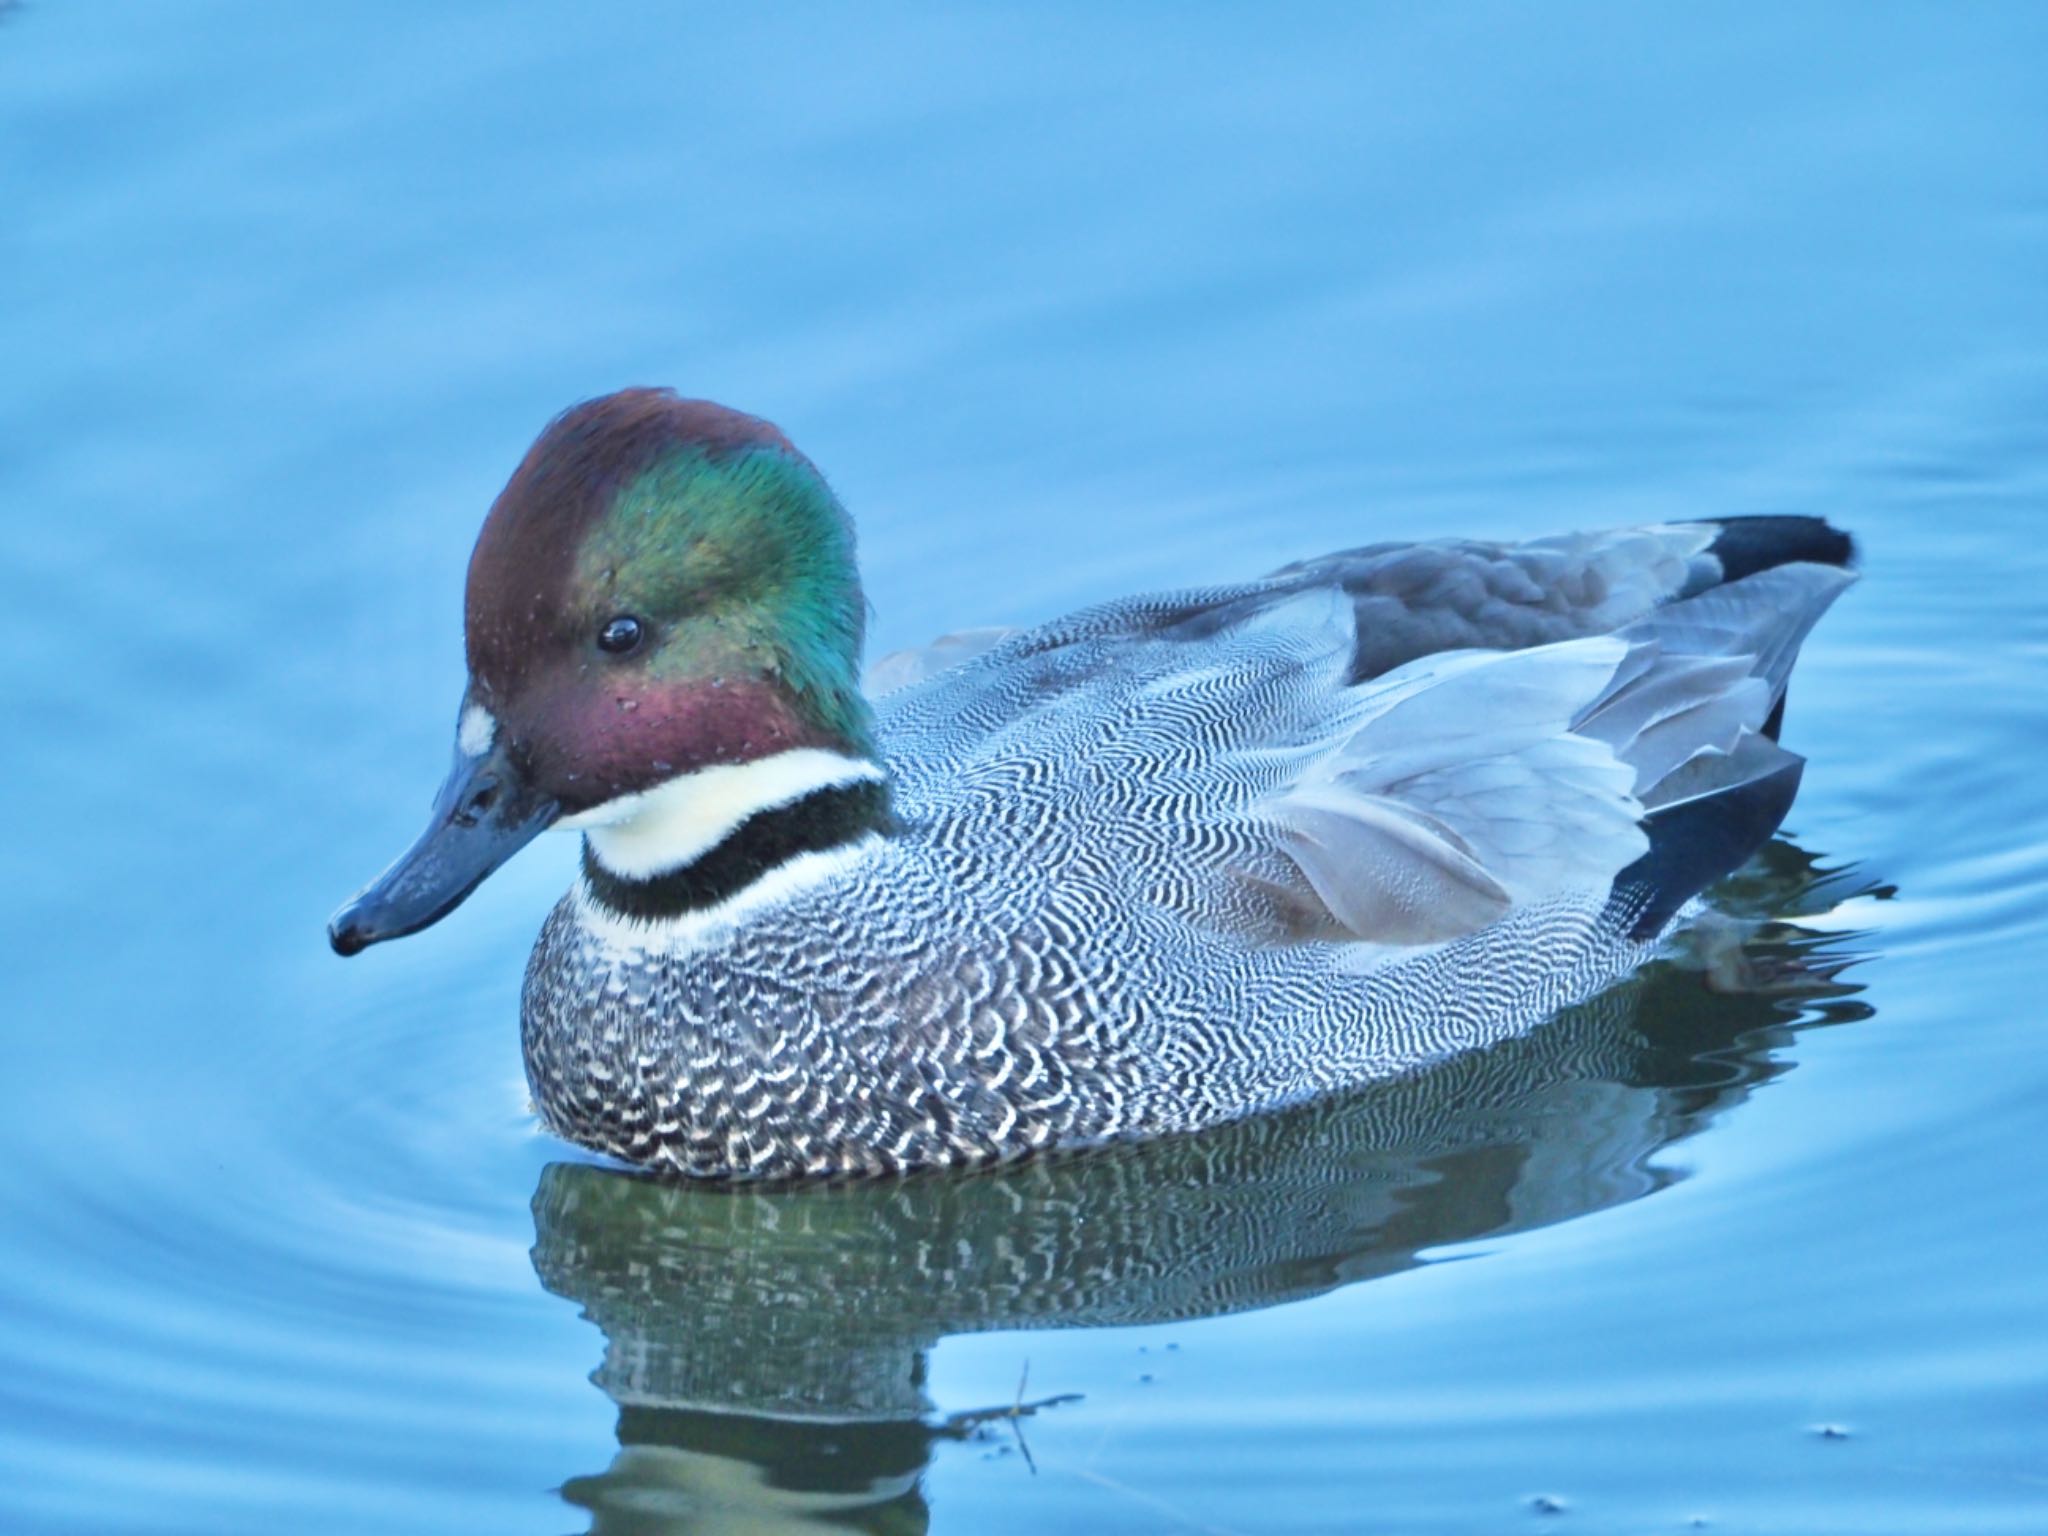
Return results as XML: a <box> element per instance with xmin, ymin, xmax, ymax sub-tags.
<box><xmin>462</xmin><ymin>390</ymin><xmax>874</xmax><ymax>810</ymax></box>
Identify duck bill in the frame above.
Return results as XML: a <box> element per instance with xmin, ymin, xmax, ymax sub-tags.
<box><xmin>328</xmin><ymin>740</ymin><xmax>559</xmax><ymax>956</ymax></box>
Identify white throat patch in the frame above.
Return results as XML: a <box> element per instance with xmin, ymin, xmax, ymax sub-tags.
<box><xmin>559</xmin><ymin>748</ymin><xmax>885</xmax><ymax>880</ymax></box>
<box><xmin>457</xmin><ymin>703</ymin><xmax>497</xmax><ymax>758</ymax></box>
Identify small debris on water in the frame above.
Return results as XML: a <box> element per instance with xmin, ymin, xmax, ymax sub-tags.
<box><xmin>1811</xmin><ymin>1423</ymin><xmax>1853</xmax><ymax>1441</ymax></box>
<box><xmin>1528</xmin><ymin>1493</ymin><xmax>1568</xmax><ymax>1515</ymax></box>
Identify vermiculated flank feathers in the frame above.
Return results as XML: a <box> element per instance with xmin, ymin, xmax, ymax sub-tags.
<box><xmin>523</xmin><ymin>513</ymin><xmax>1855</xmax><ymax>1178</ymax></box>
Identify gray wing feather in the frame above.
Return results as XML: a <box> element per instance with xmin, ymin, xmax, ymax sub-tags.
<box><xmin>1613</xmin><ymin>563</ymin><xmax>1855</xmax><ymax>701</ymax></box>
<box><xmin>1269</xmin><ymin>523</ymin><xmax>1721</xmax><ymax>678</ymax></box>
<box><xmin>1256</xmin><ymin>638</ymin><xmax>1652</xmax><ymax>945</ymax></box>
<box><xmin>1581</xmin><ymin>562</ymin><xmax>1856</xmax><ymax>807</ymax></box>
<box><xmin>1252</xmin><ymin>561</ymin><xmax>1854</xmax><ymax>948</ymax></box>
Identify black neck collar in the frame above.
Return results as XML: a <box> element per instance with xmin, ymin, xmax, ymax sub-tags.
<box><xmin>580</xmin><ymin>776</ymin><xmax>891</xmax><ymax>922</ymax></box>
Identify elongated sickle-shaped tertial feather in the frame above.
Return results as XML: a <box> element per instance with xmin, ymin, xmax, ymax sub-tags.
<box><xmin>1580</xmin><ymin>562</ymin><xmax>1856</xmax><ymax>806</ymax></box>
<box><xmin>1615</xmin><ymin>563</ymin><xmax>1856</xmax><ymax>705</ymax></box>
<box><xmin>1271</xmin><ymin>786</ymin><xmax>1513</xmax><ymax>943</ymax></box>
<box><xmin>1251</xmin><ymin>560</ymin><xmax>1854</xmax><ymax>949</ymax></box>
<box><xmin>1257</xmin><ymin>636</ymin><xmax>1653</xmax><ymax>946</ymax></box>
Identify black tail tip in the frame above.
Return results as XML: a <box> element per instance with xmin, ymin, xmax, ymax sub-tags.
<box><xmin>1708</xmin><ymin>516</ymin><xmax>1857</xmax><ymax>582</ymax></box>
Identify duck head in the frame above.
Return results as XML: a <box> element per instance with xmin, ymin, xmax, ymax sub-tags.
<box><xmin>329</xmin><ymin>389</ymin><xmax>875</xmax><ymax>955</ymax></box>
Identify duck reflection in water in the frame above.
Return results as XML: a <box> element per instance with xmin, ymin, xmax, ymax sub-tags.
<box><xmin>528</xmin><ymin>840</ymin><xmax>1881</xmax><ymax>1535</ymax></box>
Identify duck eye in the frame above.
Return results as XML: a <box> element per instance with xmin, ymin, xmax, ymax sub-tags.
<box><xmin>597</xmin><ymin>615</ymin><xmax>643</xmax><ymax>655</ymax></box>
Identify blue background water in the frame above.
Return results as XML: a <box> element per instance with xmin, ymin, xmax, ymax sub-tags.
<box><xmin>4</xmin><ymin>5</ymin><xmax>2046</xmax><ymax>1532</ymax></box>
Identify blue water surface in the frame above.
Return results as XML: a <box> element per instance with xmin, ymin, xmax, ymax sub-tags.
<box><xmin>4</xmin><ymin>5</ymin><xmax>2047</xmax><ymax>1532</ymax></box>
